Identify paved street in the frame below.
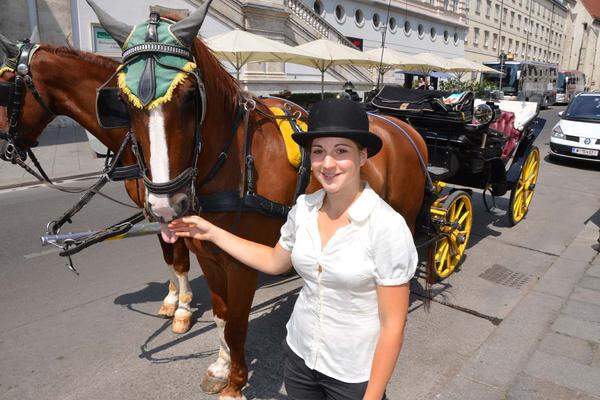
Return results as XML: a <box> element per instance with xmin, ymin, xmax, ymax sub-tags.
<box><xmin>0</xmin><ymin>105</ymin><xmax>599</xmax><ymax>400</ymax></box>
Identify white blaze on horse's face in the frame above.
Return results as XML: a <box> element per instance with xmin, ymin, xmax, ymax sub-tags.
<box><xmin>147</xmin><ymin>106</ymin><xmax>177</xmax><ymax>221</ymax></box>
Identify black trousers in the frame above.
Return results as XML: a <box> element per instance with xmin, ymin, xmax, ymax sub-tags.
<box><xmin>283</xmin><ymin>344</ymin><xmax>388</xmax><ymax>400</ymax></box>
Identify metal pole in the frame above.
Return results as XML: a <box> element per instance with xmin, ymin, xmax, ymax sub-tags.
<box><xmin>27</xmin><ymin>0</ymin><xmax>39</xmax><ymax>38</ymax></box>
<box><xmin>321</xmin><ymin>69</ymin><xmax>325</xmax><ymax>100</ymax></box>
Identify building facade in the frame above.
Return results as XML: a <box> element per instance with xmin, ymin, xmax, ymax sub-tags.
<box><xmin>561</xmin><ymin>0</ymin><xmax>600</xmax><ymax>89</ymax></box>
<box><xmin>464</xmin><ymin>0</ymin><xmax>568</xmax><ymax>65</ymax></box>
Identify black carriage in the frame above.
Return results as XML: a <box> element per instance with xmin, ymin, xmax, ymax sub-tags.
<box><xmin>368</xmin><ymin>86</ymin><xmax>544</xmax><ymax>279</ymax></box>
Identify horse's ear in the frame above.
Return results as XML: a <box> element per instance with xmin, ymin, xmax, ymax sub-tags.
<box><xmin>170</xmin><ymin>0</ymin><xmax>213</xmax><ymax>47</ymax></box>
<box><xmin>0</xmin><ymin>33</ymin><xmax>19</xmax><ymax>59</ymax></box>
<box><xmin>29</xmin><ymin>26</ymin><xmax>40</xmax><ymax>43</ymax></box>
<box><xmin>86</xmin><ymin>0</ymin><xmax>132</xmax><ymax>48</ymax></box>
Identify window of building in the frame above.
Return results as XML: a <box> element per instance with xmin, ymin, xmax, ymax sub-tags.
<box><xmin>373</xmin><ymin>12</ymin><xmax>381</xmax><ymax>28</ymax></box>
<box><xmin>510</xmin><ymin>11</ymin><xmax>515</xmax><ymax>27</ymax></box>
<box><xmin>313</xmin><ymin>0</ymin><xmax>323</xmax><ymax>15</ymax></box>
<box><xmin>430</xmin><ymin>26</ymin><xmax>436</xmax><ymax>40</ymax></box>
<box><xmin>508</xmin><ymin>38</ymin><xmax>513</xmax><ymax>52</ymax></box>
<box><xmin>418</xmin><ymin>23</ymin><xmax>424</xmax><ymax>38</ymax></box>
<box><xmin>473</xmin><ymin>27</ymin><xmax>480</xmax><ymax>45</ymax></box>
<box><xmin>335</xmin><ymin>5</ymin><xmax>346</xmax><ymax>23</ymax></box>
<box><xmin>444</xmin><ymin>30</ymin><xmax>449</xmax><ymax>42</ymax></box>
<box><xmin>454</xmin><ymin>32</ymin><xmax>459</xmax><ymax>44</ymax></box>
<box><xmin>452</xmin><ymin>0</ymin><xmax>458</xmax><ymax>12</ymax></box>
<box><xmin>501</xmin><ymin>35</ymin><xmax>506</xmax><ymax>51</ymax></box>
<box><xmin>389</xmin><ymin>17</ymin><xmax>397</xmax><ymax>32</ymax></box>
<box><xmin>443</xmin><ymin>0</ymin><xmax>449</xmax><ymax>9</ymax></box>
<box><xmin>484</xmin><ymin>30</ymin><xmax>490</xmax><ymax>47</ymax></box>
<box><xmin>502</xmin><ymin>7</ymin><xmax>508</xmax><ymax>25</ymax></box>
<box><xmin>493</xmin><ymin>32</ymin><xmax>498</xmax><ymax>49</ymax></box>
<box><xmin>495</xmin><ymin>4</ymin><xmax>500</xmax><ymax>20</ymax></box>
<box><xmin>354</xmin><ymin>9</ymin><xmax>364</xmax><ymax>26</ymax></box>
<box><xmin>404</xmin><ymin>20</ymin><xmax>411</xmax><ymax>35</ymax></box>
<box><xmin>486</xmin><ymin>0</ymin><xmax>492</xmax><ymax>18</ymax></box>
<box><xmin>517</xmin><ymin>14</ymin><xmax>521</xmax><ymax>30</ymax></box>
<box><xmin>475</xmin><ymin>0</ymin><xmax>482</xmax><ymax>13</ymax></box>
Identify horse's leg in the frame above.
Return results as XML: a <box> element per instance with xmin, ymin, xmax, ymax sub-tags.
<box><xmin>193</xmin><ymin>251</ymin><xmax>231</xmax><ymax>394</ymax></box>
<box><xmin>157</xmin><ymin>239</ymin><xmax>179</xmax><ymax>318</ymax></box>
<box><xmin>171</xmin><ymin>241</ymin><xmax>193</xmax><ymax>334</ymax></box>
<box><xmin>218</xmin><ymin>262</ymin><xmax>258</xmax><ymax>400</ymax></box>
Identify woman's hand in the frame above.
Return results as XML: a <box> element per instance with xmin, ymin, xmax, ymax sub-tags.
<box><xmin>168</xmin><ymin>216</ymin><xmax>216</xmax><ymax>241</ymax></box>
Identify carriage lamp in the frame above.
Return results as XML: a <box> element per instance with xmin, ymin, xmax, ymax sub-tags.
<box><xmin>551</xmin><ymin>125</ymin><xmax>565</xmax><ymax>139</ymax></box>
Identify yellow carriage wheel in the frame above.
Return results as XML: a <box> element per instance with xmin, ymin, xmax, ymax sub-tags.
<box><xmin>432</xmin><ymin>190</ymin><xmax>473</xmax><ymax>280</ymax></box>
<box><xmin>508</xmin><ymin>146</ymin><xmax>540</xmax><ymax>226</ymax></box>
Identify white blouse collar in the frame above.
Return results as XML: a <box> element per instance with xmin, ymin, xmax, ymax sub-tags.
<box><xmin>304</xmin><ymin>182</ymin><xmax>379</xmax><ymax>223</ymax></box>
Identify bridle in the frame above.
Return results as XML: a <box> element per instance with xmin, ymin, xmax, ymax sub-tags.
<box><xmin>105</xmin><ymin>12</ymin><xmax>207</xmax><ymax>221</ymax></box>
<box><xmin>0</xmin><ymin>40</ymin><xmax>56</xmax><ymax>168</ymax></box>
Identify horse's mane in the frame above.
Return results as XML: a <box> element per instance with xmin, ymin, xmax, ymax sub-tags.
<box><xmin>191</xmin><ymin>37</ymin><xmax>240</xmax><ymax>111</ymax></box>
<box><xmin>41</xmin><ymin>45</ymin><xmax>119</xmax><ymax>70</ymax></box>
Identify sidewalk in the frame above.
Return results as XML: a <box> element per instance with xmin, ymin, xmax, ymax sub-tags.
<box><xmin>435</xmin><ymin>220</ymin><xmax>600</xmax><ymax>400</ymax></box>
<box><xmin>0</xmin><ymin>119</ymin><xmax>105</xmax><ymax>189</ymax></box>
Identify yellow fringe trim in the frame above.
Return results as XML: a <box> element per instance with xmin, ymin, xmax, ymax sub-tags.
<box><xmin>117</xmin><ymin>61</ymin><xmax>197</xmax><ymax>110</ymax></box>
<box><xmin>0</xmin><ymin>66</ymin><xmax>14</xmax><ymax>77</ymax></box>
<box><xmin>269</xmin><ymin>106</ymin><xmax>307</xmax><ymax>169</ymax></box>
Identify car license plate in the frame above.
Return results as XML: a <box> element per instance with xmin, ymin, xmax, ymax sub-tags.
<box><xmin>572</xmin><ymin>148</ymin><xmax>599</xmax><ymax>156</ymax></box>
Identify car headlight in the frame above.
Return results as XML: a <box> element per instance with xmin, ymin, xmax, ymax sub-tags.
<box><xmin>551</xmin><ymin>125</ymin><xmax>566</xmax><ymax>139</ymax></box>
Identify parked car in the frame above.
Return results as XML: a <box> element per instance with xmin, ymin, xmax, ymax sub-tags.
<box><xmin>550</xmin><ymin>92</ymin><xmax>600</xmax><ymax>162</ymax></box>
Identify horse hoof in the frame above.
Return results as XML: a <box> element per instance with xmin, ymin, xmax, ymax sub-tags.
<box><xmin>171</xmin><ymin>315</ymin><xmax>191</xmax><ymax>334</ymax></box>
<box><xmin>218</xmin><ymin>385</ymin><xmax>246</xmax><ymax>400</ymax></box>
<box><xmin>200</xmin><ymin>373</ymin><xmax>228</xmax><ymax>394</ymax></box>
<box><xmin>157</xmin><ymin>303</ymin><xmax>177</xmax><ymax>318</ymax></box>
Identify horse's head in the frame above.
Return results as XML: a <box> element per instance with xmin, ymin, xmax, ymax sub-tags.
<box><xmin>0</xmin><ymin>33</ymin><xmax>55</xmax><ymax>162</ymax></box>
<box><xmin>88</xmin><ymin>0</ymin><xmax>218</xmax><ymax>232</ymax></box>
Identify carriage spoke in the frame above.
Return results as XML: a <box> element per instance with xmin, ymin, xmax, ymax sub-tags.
<box><xmin>458</xmin><ymin>210</ymin><xmax>470</xmax><ymax>224</ymax></box>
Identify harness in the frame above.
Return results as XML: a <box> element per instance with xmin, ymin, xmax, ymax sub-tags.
<box><xmin>0</xmin><ymin>41</ymin><xmax>55</xmax><ymax>169</ymax></box>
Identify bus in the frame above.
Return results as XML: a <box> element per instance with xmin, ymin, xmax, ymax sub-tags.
<box><xmin>556</xmin><ymin>70</ymin><xmax>585</xmax><ymax>104</ymax></box>
<box><xmin>482</xmin><ymin>61</ymin><xmax>558</xmax><ymax>107</ymax></box>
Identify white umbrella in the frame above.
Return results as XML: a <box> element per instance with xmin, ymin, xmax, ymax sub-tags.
<box><xmin>205</xmin><ymin>29</ymin><xmax>318</xmax><ymax>79</ymax></box>
<box><xmin>364</xmin><ymin>47</ymin><xmax>410</xmax><ymax>84</ymax></box>
<box><xmin>448</xmin><ymin>57</ymin><xmax>502</xmax><ymax>74</ymax></box>
<box><xmin>409</xmin><ymin>52</ymin><xmax>452</xmax><ymax>73</ymax></box>
<box><xmin>293</xmin><ymin>39</ymin><xmax>375</xmax><ymax>98</ymax></box>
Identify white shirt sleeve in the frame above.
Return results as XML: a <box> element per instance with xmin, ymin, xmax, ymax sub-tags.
<box><xmin>370</xmin><ymin>209</ymin><xmax>418</xmax><ymax>286</ymax></box>
<box><xmin>278</xmin><ymin>202</ymin><xmax>299</xmax><ymax>252</ymax></box>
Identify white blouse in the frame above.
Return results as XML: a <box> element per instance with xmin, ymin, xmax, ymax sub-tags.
<box><xmin>278</xmin><ymin>183</ymin><xmax>418</xmax><ymax>383</ymax></box>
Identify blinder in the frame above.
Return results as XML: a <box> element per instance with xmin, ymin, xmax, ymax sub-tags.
<box><xmin>96</xmin><ymin>87</ymin><xmax>130</xmax><ymax>129</ymax></box>
<box><xmin>0</xmin><ymin>81</ymin><xmax>14</xmax><ymax>108</ymax></box>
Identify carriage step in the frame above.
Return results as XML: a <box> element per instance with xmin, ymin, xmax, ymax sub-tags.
<box><xmin>427</xmin><ymin>166</ymin><xmax>451</xmax><ymax>180</ymax></box>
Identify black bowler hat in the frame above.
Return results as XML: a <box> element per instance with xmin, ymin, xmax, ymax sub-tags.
<box><xmin>292</xmin><ymin>99</ymin><xmax>383</xmax><ymax>158</ymax></box>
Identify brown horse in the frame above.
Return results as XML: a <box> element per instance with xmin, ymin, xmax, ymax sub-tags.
<box><xmin>0</xmin><ymin>41</ymin><xmax>196</xmax><ymax>333</ymax></box>
<box><xmin>88</xmin><ymin>1</ymin><xmax>428</xmax><ymax>398</ymax></box>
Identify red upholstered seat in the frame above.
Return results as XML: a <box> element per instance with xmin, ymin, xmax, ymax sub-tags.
<box><xmin>489</xmin><ymin>111</ymin><xmax>522</xmax><ymax>161</ymax></box>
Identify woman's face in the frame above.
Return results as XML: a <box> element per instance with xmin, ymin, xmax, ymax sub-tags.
<box><xmin>310</xmin><ymin>137</ymin><xmax>367</xmax><ymax>194</ymax></box>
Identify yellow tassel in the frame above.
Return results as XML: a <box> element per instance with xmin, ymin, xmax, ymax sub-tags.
<box><xmin>0</xmin><ymin>66</ymin><xmax>14</xmax><ymax>77</ymax></box>
<box><xmin>117</xmin><ymin>61</ymin><xmax>197</xmax><ymax>110</ymax></box>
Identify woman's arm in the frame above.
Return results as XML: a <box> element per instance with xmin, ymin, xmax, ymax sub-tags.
<box><xmin>168</xmin><ymin>216</ymin><xmax>293</xmax><ymax>275</ymax></box>
<box><xmin>363</xmin><ymin>283</ymin><xmax>410</xmax><ymax>400</ymax></box>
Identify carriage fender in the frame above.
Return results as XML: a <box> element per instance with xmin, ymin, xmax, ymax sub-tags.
<box><xmin>506</xmin><ymin>117</ymin><xmax>545</xmax><ymax>185</ymax></box>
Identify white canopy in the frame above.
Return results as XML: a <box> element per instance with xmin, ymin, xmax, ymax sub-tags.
<box><xmin>205</xmin><ymin>29</ymin><xmax>318</xmax><ymax>79</ymax></box>
<box><xmin>293</xmin><ymin>39</ymin><xmax>376</xmax><ymax>97</ymax></box>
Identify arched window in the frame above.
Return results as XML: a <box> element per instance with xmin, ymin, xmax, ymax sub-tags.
<box><xmin>335</xmin><ymin>5</ymin><xmax>346</xmax><ymax>23</ymax></box>
<box><xmin>355</xmin><ymin>9</ymin><xmax>364</xmax><ymax>26</ymax></box>
<box><xmin>389</xmin><ymin>17</ymin><xmax>397</xmax><ymax>32</ymax></box>
<box><xmin>373</xmin><ymin>13</ymin><xmax>381</xmax><ymax>29</ymax></box>
<box><xmin>404</xmin><ymin>20</ymin><xmax>411</xmax><ymax>35</ymax></box>
<box><xmin>418</xmin><ymin>24</ymin><xmax>424</xmax><ymax>38</ymax></box>
<box><xmin>444</xmin><ymin>30</ymin><xmax>449</xmax><ymax>42</ymax></box>
<box><xmin>430</xmin><ymin>27</ymin><xmax>436</xmax><ymax>40</ymax></box>
<box><xmin>453</xmin><ymin>32</ymin><xmax>459</xmax><ymax>44</ymax></box>
<box><xmin>313</xmin><ymin>0</ymin><xmax>323</xmax><ymax>15</ymax></box>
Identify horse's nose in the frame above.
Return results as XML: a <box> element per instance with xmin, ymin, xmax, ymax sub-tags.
<box><xmin>171</xmin><ymin>193</ymin><xmax>190</xmax><ymax>216</ymax></box>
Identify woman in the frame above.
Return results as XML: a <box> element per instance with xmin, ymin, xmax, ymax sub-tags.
<box><xmin>168</xmin><ymin>99</ymin><xmax>418</xmax><ymax>400</ymax></box>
